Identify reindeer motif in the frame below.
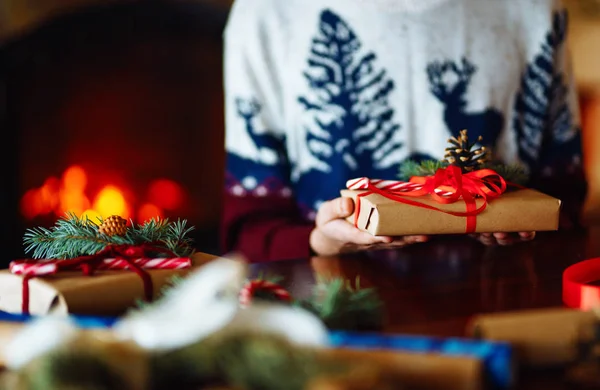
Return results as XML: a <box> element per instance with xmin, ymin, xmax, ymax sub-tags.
<box><xmin>426</xmin><ymin>58</ymin><xmax>504</xmax><ymax>146</ymax></box>
<box><xmin>235</xmin><ymin>97</ymin><xmax>287</xmax><ymax>165</ymax></box>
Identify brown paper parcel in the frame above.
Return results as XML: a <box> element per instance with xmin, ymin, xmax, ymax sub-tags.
<box><xmin>340</xmin><ymin>188</ymin><xmax>561</xmax><ymax>236</ymax></box>
<box><xmin>467</xmin><ymin>308</ymin><xmax>597</xmax><ymax>367</ymax></box>
<box><xmin>0</xmin><ymin>252</ymin><xmax>218</xmax><ymax>317</ymax></box>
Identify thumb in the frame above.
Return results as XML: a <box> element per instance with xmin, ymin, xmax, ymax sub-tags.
<box><xmin>316</xmin><ymin>198</ymin><xmax>355</xmax><ymax>226</ymax></box>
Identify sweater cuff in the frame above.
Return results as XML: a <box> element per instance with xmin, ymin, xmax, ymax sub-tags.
<box><xmin>266</xmin><ymin>224</ymin><xmax>314</xmax><ymax>262</ymax></box>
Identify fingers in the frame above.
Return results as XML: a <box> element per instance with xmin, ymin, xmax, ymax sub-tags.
<box><xmin>315</xmin><ymin>198</ymin><xmax>355</xmax><ymax>226</ymax></box>
<box><xmin>320</xmin><ymin>219</ymin><xmax>392</xmax><ymax>245</ymax></box>
<box><xmin>518</xmin><ymin>232</ymin><xmax>535</xmax><ymax>240</ymax></box>
<box><xmin>404</xmin><ymin>235</ymin><xmax>429</xmax><ymax>244</ymax></box>
<box><xmin>474</xmin><ymin>232</ymin><xmax>536</xmax><ymax>246</ymax></box>
<box><xmin>342</xmin><ymin>236</ymin><xmax>429</xmax><ymax>253</ymax></box>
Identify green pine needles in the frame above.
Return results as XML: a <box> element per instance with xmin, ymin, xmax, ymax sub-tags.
<box><xmin>398</xmin><ymin>159</ymin><xmax>529</xmax><ymax>185</ymax></box>
<box><xmin>23</xmin><ymin>212</ymin><xmax>195</xmax><ymax>259</ymax></box>
<box><xmin>299</xmin><ymin>277</ymin><xmax>384</xmax><ymax>331</ymax></box>
<box><xmin>398</xmin><ymin>159</ymin><xmax>449</xmax><ymax>181</ymax></box>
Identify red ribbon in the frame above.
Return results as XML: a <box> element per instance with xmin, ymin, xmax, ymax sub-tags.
<box><xmin>14</xmin><ymin>243</ymin><xmax>178</xmax><ymax>315</ymax></box>
<box><xmin>354</xmin><ymin>166</ymin><xmax>507</xmax><ymax>234</ymax></box>
<box><xmin>563</xmin><ymin>258</ymin><xmax>600</xmax><ymax>310</ymax></box>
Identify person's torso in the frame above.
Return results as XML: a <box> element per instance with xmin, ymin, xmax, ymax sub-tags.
<box><xmin>227</xmin><ymin>0</ymin><xmax>568</xmax><ymax>218</ymax></box>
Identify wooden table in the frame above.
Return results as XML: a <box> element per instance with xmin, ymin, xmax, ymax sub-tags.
<box><xmin>250</xmin><ymin>228</ymin><xmax>600</xmax><ymax>389</ymax></box>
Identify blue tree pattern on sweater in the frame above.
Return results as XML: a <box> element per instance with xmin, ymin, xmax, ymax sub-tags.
<box><xmin>296</xmin><ymin>9</ymin><xmax>406</xmax><ymax>213</ymax></box>
<box><xmin>298</xmin><ymin>9</ymin><xmax>403</xmax><ymax>175</ymax></box>
<box><xmin>226</xmin><ymin>97</ymin><xmax>291</xmax><ymax>197</ymax></box>
<box><xmin>513</xmin><ymin>10</ymin><xmax>581</xmax><ymax>175</ymax></box>
<box><xmin>426</xmin><ymin>57</ymin><xmax>504</xmax><ymax>146</ymax></box>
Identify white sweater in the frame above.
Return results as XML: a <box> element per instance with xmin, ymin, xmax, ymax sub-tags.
<box><xmin>223</xmin><ymin>0</ymin><xmax>582</xmax><ymax>217</ymax></box>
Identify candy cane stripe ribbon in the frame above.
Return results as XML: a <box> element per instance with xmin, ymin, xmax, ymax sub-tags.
<box><xmin>347</xmin><ymin>166</ymin><xmax>507</xmax><ymax>234</ymax></box>
<box><xmin>239</xmin><ymin>280</ymin><xmax>292</xmax><ymax>307</ymax></box>
<box><xmin>10</xmin><ymin>257</ymin><xmax>191</xmax><ymax>275</ymax></box>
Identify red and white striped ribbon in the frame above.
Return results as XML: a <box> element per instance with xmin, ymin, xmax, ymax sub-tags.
<box><xmin>239</xmin><ymin>280</ymin><xmax>292</xmax><ymax>307</ymax></box>
<box><xmin>346</xmin><ymin>177</ymin><xmax>453</xmax><ymax>196</ymax></box>
<box><xmin>10</xmin><ymin>257</ymin><xmax>192</xmax><ymax>276</ymax></box>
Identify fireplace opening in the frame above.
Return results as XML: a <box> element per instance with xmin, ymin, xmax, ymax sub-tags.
<box><xmin>1</xmin><ymin>1</ymin><xmax>230</xmax><ymax>265</ymax></box>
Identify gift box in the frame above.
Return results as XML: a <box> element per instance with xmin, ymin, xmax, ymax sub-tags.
<box><xmin>467</xmin><ymin>308</ymin><xmax>597</xmax><ymax>367</ymax></box>
<box><xmin>329</xmin><ymin>331</ymin><xmax>513</xmax><ymax>390</ymax></box>
<box><xmin>322</xmin><ymin>348</ymin><xmax>484</xmax><ymax>390</ymax></box>
<box><xmin>341</xmin><ymin>174</ymin><xmax>560</xmax><ymax>236</ymax></box>
<box><xmin>0</xmin><ymin>252</ymin><xmax>218</xmax><ymax>316</ymax></box>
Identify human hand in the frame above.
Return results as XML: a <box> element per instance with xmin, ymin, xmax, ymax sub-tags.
<box><xmin>470</xmin><ymin>232</ymin><xmax>536</xmax><ymax>246</ymax></box>
<box><xmin>309</xmin><ymin>197</ymin><xmax>428</xmax><ymax>256</ymax></box>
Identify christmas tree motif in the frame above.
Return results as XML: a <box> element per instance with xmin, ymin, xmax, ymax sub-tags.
<box><xmin>226</xmin><ymin>97</ymin><xmax>290</xmax><ymax>198</ymax></box>
<box><xmin>513</xmin><ymin>9</ymin><xmax>581</xmax><ymax>173</ymax></box>
<box><xmin>426</xmin><ymin>57</ymin><xmax>504</xmax><ymax>146</ymax></box>
<box><xmin>298</xmin><ymin>9</ymin><xmax>403</xmax><ymax>175</ymax></box>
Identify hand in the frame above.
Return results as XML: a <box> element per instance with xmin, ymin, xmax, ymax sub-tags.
<box><xmin>470</xmin><ymin>232</ymin><xmax>536</xmax><ymax>246</ymax></box>
<box><xmin>309</xmin><ymin>197</ymin><xmax>428</xmax><ymax>256</ymax></box>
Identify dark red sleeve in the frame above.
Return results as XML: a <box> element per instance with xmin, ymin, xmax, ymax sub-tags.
<box><xmin>528</xmin><ymin>167</ymin><xmax>588</xmax><ymax>229</ymax></box>
<box><xmin>220</xmin><ymin>193</ymin><xmax>315</xmax><ymax>263</ymax></box>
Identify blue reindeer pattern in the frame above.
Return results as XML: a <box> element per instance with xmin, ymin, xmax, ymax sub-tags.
<box><xmin>513</xmin><ymin>9</ymin><xmax>581</xmax><ymax>175</ymax></box>
<box><xmin>426</xmin><ymin>57</ymin><xmax>504</xmax><ymax>147</ymax></box>
<box><xmin>297</xmin><ymin>9</ymin><xmax>403</xmax><ymax>211</ymax></box>
<box><xmin>226</xmin><ymin>97</ymin><xmax>290</xmax><ymax>196</ymax></box>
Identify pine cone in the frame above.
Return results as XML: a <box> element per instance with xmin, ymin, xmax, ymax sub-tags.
<box><xmin>98</xmin><ymin>215</ymin><xmax>128</xmax><ymax>237</ymax></box>
<box><xmin>443</xmin><ymin>129</ymin><xmax>489</xmax><ymax>172</ymax></box>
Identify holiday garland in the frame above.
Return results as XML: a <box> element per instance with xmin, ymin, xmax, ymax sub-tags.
<box><xmin>23</xmin><ymin>213</ymin><xmax>195</xmax><ymax>259</ymax></box>
<box><xmin>398</xmin><ymin>130</ymin><xmax>529</xmax><ymax>185</ymax></box>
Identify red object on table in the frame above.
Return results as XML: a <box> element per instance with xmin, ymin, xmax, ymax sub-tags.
<box><xmin>563</xmin><ymin>257</ymin><xmax>600</xmax><ymax>310</ymax></box>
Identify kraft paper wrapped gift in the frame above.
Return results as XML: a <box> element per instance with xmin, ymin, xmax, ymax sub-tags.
<box><xmin>467</xmin><ymin>308</ymin><xmax>597</xmax><ymax>367</ymax></box>
<box><xmin>330</xmin><ymin>331</ymin><xmax>513</xmax><ymax>390</ymax></box>
<box><xmin>0</xmin><ymin>252</ymin><xmax>218</xmax><ymax>316</ymax></box>
<box><xmin>340</xmin><ymin>188</ymin><xmax>561</xmax><ymax>236</ymax></box>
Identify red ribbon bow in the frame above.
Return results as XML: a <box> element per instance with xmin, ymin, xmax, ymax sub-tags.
<box><xmin>10</xmin><ymin>243</ymin><xmax>184</xmax><ymax>315</ymax></box>
<box><xmin>352</xmin><ymin>166</ymin><xmax>507</xmax><ymax>233</ymax></box>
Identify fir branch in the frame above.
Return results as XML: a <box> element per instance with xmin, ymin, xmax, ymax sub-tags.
<box><xmin>162</xmin><ymin>219</ymin><xmax>195</xmax><ymax>257</ymax></box>
<box><xmin>23</xmin><ymin>213</ymin><xmax>196</xmax><ymax>259</ymax></box>
<box><xmin>398</xmin><ymin>159</ymin><xmax>448</xmax><ymax>180</ymax></box>
<box><xmin>127</xmin><ymin>217</ymin><xmax>171</xmax><ymax>244</ymax></box>
<box><xmin>398</xmin><ymin>159</ymin><xmax>529</xmax><ymax>185</ymax></box>
<box><xmin>486</xmin><ymin>163</ymin><xmax>529</xmax><ymax>186</ymax></box>
<box><xmin>23</xmin><ymin>212</ymin><xmax>132</xmax><ymax>259</ymax></box>
<box><xmin>299</xmin><ymin>276</ymin><xmax>384</xmax><ymax>331</ymax></box>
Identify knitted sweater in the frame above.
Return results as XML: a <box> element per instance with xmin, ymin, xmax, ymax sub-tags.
<box><xmin>222</xmin><ymin>0</ymin><xmax>585</xmax><ymax>262</ymax></box>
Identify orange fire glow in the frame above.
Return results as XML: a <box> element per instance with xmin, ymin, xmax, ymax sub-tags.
<box><xmin>138</xmin><ymin>203</ymin><xmax>164</xmax><ymax>223</ymax></box>
<box><xmin>148</xmin><ymin>179</ymin><xmax>185</xmax><ymax>211</ymax></box>
<box><xmin>20</xmin><ymin>165</ymin><xmax>186</xmax><ymax>223</ymax></box>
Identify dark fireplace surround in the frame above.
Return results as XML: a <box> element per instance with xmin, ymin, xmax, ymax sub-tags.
<box><xmin>0</xmin><ymin>2</ymin><xmax>230</xmax><ymax>264</ymax></box>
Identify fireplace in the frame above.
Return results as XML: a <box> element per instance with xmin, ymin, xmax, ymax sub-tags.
<box><xmin>0</xmin><ymin>1</ymin><xmax>230</xmax><ymax>264</ymax></box>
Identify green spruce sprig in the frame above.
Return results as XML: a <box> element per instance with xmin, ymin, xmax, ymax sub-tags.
<box><xmin>398</xmin><ymin>159</ymin><xmax>449</xmax><ymax>181</ymax></box>
<box><xmin>398</xmin><ymin>159</ymin><xmax>529</xmax><ymax>185</ymax></box>
<box><xmin>23</xmin><ymin>213</ymin><xmax>195</xmax><ymax>259</ymax></box>
<box><xmin>299</xmin><ymin>277</ymin><xmax>384</xmax><ymax>331</ymax></box>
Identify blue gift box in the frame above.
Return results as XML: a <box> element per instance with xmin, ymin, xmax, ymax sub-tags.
<box><xmin>329</xmin><ymin>331</ymin><xmax>514</xmax><ymax>390</ymax></box>
<box><xmin>0</xmin><ymin>312</ymin><xmax>118</xmax><ymax>329</ymax></box>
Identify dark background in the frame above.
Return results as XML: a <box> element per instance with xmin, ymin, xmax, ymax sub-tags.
<box><xmin>0</xmin><ymin>1</ymin><xmax>230</xmax><ymax>265</ymax></box>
